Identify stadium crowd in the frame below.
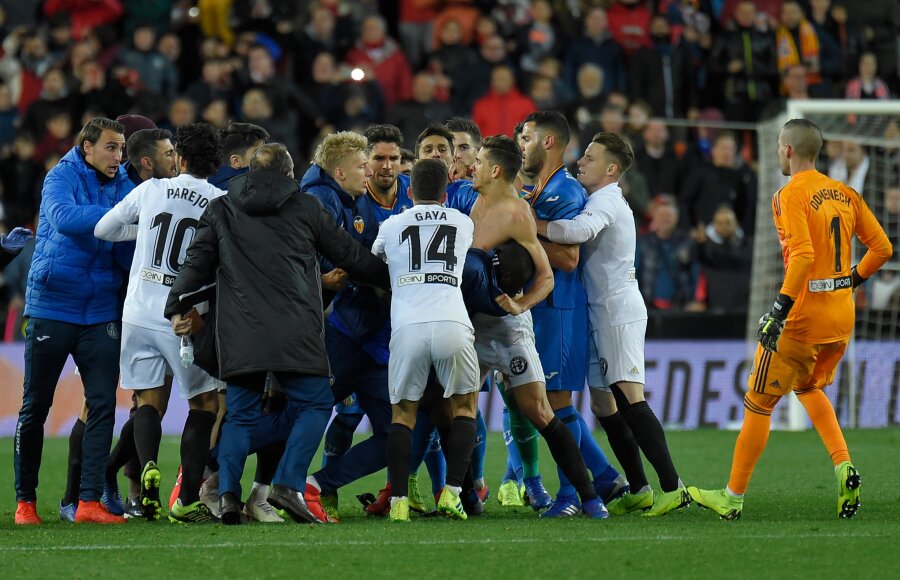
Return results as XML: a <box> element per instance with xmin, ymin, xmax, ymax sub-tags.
<box><xmin>0</xmin><ymin>0</ymin><xmax>898</xmax><ymax>319</ymax></box>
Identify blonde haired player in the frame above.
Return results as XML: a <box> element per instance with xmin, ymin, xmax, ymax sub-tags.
<box><xmin>689</xmin><ymin>119</ymin><xmax>892</xmax><ymax>520</ymax></box>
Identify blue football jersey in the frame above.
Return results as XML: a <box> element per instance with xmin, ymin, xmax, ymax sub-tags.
<box><xmin>445</xmin><ymin>179</ymin><xmax>479</xmax><ymax>215</ymax></box>
<box><xmin>529</xmin><ymin>166</ymin><xmax>587</xmax><ymax>310</ymax></box>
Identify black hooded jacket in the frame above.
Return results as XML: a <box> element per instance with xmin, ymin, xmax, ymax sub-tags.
<box><xmin>165</xmin><ymin>170</ymin><xmax>389</xmax><ymax>380</ymax></box>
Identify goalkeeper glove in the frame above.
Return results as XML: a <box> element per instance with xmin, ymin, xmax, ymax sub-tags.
<box><xmin>757</xmin><ymin>293</ymin><xmax>794</xmax><ymax>353</ymax></box>
<box><xmin>850</xmin><ymin>265</ymin><xmax>866</xmax><ymax>289</ymax></box>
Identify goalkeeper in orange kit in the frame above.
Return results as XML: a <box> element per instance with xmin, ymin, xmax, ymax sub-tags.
<box><xmin>689</xmin><ymin>119</ymin><xmax>893</xmax><ymax>520</ymax></box>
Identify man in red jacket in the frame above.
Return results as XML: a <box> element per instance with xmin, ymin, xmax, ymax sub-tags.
<box><xmin>345</xmin><ymin>15</ymin><xmax>413</xmax><ymax>110</ymax></box>
<box><xmin>472</xmin><ymin>65</ymin><xmax>536</xmax><ymax>138</ymax></box>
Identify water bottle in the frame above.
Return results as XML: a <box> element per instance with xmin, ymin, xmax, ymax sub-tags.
<box><xmin>180</xmin><ymin>334</ymin><xmax>194</xmax><ymax>367</ymax></box>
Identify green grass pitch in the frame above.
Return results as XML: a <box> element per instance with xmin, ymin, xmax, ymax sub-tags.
<box><xmin>2</xmin><ymin>429</ymin><xmax>899</xmax><ymax>578</ymax></box>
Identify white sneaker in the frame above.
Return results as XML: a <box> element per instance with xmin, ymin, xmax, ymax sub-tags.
<box><xmin>244</xmin><ymin>486</ymin><xmax>284</xmax><ymax>523</ymax></box>
<box><xmin>199</xmin><ymin>471</ymin><xmax>221</xmax><ymax>517</ymax></box>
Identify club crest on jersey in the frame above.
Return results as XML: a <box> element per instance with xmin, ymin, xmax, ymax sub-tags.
<box><xmin>599</xmin><ymin>358</ymin><xmax>608</xmax><ymax>376</ymax></box>
<box><xmin>353</xmin><ymin>216</ymin><xmax>365</xmax><ymax>234</ymax></box>
<box><xmin>510</xmin><ymin>356</ymin><xmax>528</xmax><ymax>376</ymax></box>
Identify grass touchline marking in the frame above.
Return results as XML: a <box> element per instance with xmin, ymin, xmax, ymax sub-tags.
<box><xmin>0</xmin><ymin>531</ymin><xmax>884</xmax><ymax>552</ymax></box>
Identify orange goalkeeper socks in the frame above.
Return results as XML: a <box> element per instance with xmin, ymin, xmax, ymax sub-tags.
<box><xmin>796</xmin><ymin>389</ymin><xmax>851</xmax><ymax>466</ymax></box>
<box><xmin>727</xmin><ymin>409</ymin><xmax>771</xmax><ymax>495</ymax></box>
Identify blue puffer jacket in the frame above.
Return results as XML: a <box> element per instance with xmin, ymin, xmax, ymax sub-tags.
<box><xmin>25</xmin><ymin>146</ymin><xmax>136</xmax><ymax>324</ymax></box>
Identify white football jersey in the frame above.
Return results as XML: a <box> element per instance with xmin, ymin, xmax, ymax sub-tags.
<box><xmin>546</xmin><ymin>182</ymin><xmax>647</xmax><ymax>326</ymax></box>
<box><xmin>95</xmin><ymin>174</ymin><xmax>224</xmax><ymax>331</ymax></box>
<box><xmin>373</xmin><ymin>203</ymin><xmax>474</xmax><ymax>330</ymax></box>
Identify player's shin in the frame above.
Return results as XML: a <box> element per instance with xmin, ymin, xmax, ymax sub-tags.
<box><xmin>727</xmin><ymin>393</ymin><xmax>777</xmax><ymax>495</ymax></box>
<box><xmin>133</xmin><ymin>404</ymin><xmax>162</xmax><ymax>468</ymax></box>
<box><xmin>387</xmin><ymin>422</ymin><xmax>413</xmax><ymax>498</ymax></box>
<box><xmin>540</xmin><ymin>417</ymin><xmax>598</xmax><ymax>502</ymax></box>
<box><xmin>180</xmin><ymin>409</ymin><xmax>218</xmax><ymax>505</ymax></box>
<box><xmin>62</xmin><ymin>418</ymin><xmax>85</xmax><ymax>507</ymax></box>
<box><xmin>499</xmin><ymin>383</ymin><xmax>541</xmax><ymax>479</ymax></box>
<box><xmin>444</xmin><ymin>416</ymin><xmax>477</xmax><ymax>492</ymax></box>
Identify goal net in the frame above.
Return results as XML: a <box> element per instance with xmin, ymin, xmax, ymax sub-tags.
<box><xmin>750</xmin><ymin>100</ymin><xmax>900</xmax><ymax>430</ymax></box>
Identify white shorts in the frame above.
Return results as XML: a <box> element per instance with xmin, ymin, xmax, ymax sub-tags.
<box><xmin>472</xmin><ymin>311</ymin><xmax>544</xmax><ymax>389</ymax></box>
<box><xmin>120</xmin><ymin>322</ymin><xmax>219</xmax><ymax>400</ymax></box>
<box><xmin>388</xmin><ymin>321</ymin><xmax>479</xmax><ymax>405</ymax></box>
<box><xmin>588</xmin><ymin>319</ymin><xmax>646</xmax><ymax>390</ymax></box>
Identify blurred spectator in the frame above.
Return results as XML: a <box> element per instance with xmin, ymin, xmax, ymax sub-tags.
<box><xmin>607</xmin><ymin>0</ymin><xmax>652</xmax><ymax>56</ymax></box>
<box><xmin>516</xmin><ymin>0</ymin><xmax>559</xmax><ymax>73</ymax></box>
<box><xmin>122</xmin><ymin>0</ymin><xmax>174</xmax><ymax>39</ymax></box>
<box><xmin>22</xmin><ymin>68</ymin><xmax>75</xmax><ymax>136</ymax></box>
<box><xmin>472</xmin><ymin>65</ymin><xmax>535</xmax><ymax>138</ymax></box>
<box><xmin>240</xmin><ymin>88</ymin><xmax>299</xmax><ymax>163</ymax></box>
<box><xmin>453</xmin><ymin>34</ymin><xmax>510</xmax><ymax>114</ymax></box>
<box><xmin>564</xmin><ymin>63</ymin><xmax>605</xmax><ymax>144</ymax></box>
<box><xmin>0</xmin><ymin>134</ymin><xmax>41</xmax><ymax>228</ymax></box>
<box><xmin>692</xmin><ymin>205</ymin><xmax>752</xmax><ymax>314</ymax></box>
<box><xmin>628</xmin><ymin>15</ymin><xmax>695</xmax><ymax>119</ymax></box>
<box><xmin>159</xmin><ymin>97</ymin><xmax>196</xmax><ymax>132</ymax></box>
<box><xmin>0</xmin><ymin>84</ymin><xmax>18</xmax><ymax>151</ymax></box>
<box><xmin>399</xmin><ymin>147</ymin><xmax>414</xmax><ymax>175</ymax></box>
<box><xmin>528</xmin><ymin>75</ymin><xmax>559</xmax><ymax>110</ymax></box>
<box><xmin>240</xmin><ymin>43</ymin><xmax>323</xmax><ymax>150</ymax></box>
<box><xmin>32</xmin><ymin>108</ymin><xmax>73</xmax><ymax>163</ymax></box>
<box><xmin>156</xmin><ymin>32</ymin><xmax>182</xmax><ymax>89</ymax></box>
<box><xmin>185</xmin><ymin>58</ymin><xmax>234</xmax><ymax>111</ymax></box>
<box><xmin>845</xmin><ymin>53</ymin><xmax>892</xmax><ymax>100</ymax></box>
<box><xmin>293</xmin><ymin>4</ymin><xmax>341</xmax><ymax>85</ymax></box>
<box><xmin>847</xmin><ymin>0</ymin><xmax>900</xmax><ymax>94</ymax></box>
<box><xmin>760</xmin><ymin>64</ymin><xmax>825</xmax><ymax>120</ymax></box>
<box><xmin>398</xmin><ymin>0</ymin><xmax>437</xmax><ymax>69</ymax></box>
<box><xmin>563</xmin><ymin>6</ymin><xmax>625</xmax><ymax>94</ymax></box>
<box><xmin>823</xmin><ymin>2</ymin><xmax>864</xmax><ymax>82</ymax></box>
<box><xmin>636</xmin><ymin>198</ymin><xmax>700</xmax><ymax>310</ymax></box>
<box><xmin>345</xmin><ymin>15</ymin><xmax>413</xmax><ymax>110</ymax></box>
<box><xmin>46</xmin><ymin>13</ymin><xmax>74</xmax><ymax>64</ymax></box>
<box><xmin>624</xmin><ymin>100</ymin><xmax>651</xmax><ymax>145</ymax></box>
<box><xmin>202</xmin><ymin>98</ymin><xmax>231</xmax><ymax>129</ymax></box>
<box><xmin>680</xmin><ymin>132</ymin><xmax>756</xmax><ymax>233</ymax></box>
<box><xmin>429</xmin><ymin>19</ymin><xmax>478</xmax><ymax>101</ymax></box>
<box><xmin>775</xmin><ymin>1</ymin><xmax>822</xmax><ymax>88</ymax></box>
<box><xmin>119</xmin><ymin>25</ymin><xmax>178</xmax><ymax>99</ymax></box>
<box><xmin>806</xmin><ymin>0</ymin><xmax>845</xmax><ymax>93</ymax></box>
<box><xmin>75</xmin><ymin>59</ymin><xmax>131</xmax><ymax>118</ymax></box>
<box><xmin>634</xmin><ymin>119</ymin><xmax>682</xmax><ymax>198</ymax></box>
<box><xmin>308</xmin><ymin>51</ymin><xmax>385</xmax><ymax>131</ymax></box>
<box><xmin>18</xmin><ymin>28</ymin><xmax>58</xmax><ymax>78</ymax></box>
<box><xmin>388</xmin><ymin>72</ymin><xmax>452</xmax><ymax>148</ymax></box>
<box><xmin>43</xmin><ymin>0</ymin><xmax>124</xmax><ymax>42</ymax></box>
<box><xmin>230</xmin><ymin>0</ymin><xmax>295</xmax><ymax>39</ymax></box>
<box><xmin>828</xmin><ymin>141</ymin><xmax>869</xmax><ymax>193</ymax></box>
<box><xmin>710</xmin><ymin>0</ymin><xmax>777</xmax><ymax>123</ymax></box>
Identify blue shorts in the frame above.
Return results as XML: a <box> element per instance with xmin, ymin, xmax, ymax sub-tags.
<box><xmin>531</xmin><ymin>301</ymin><xmax>589</xmax><ymax>391</ymax></box>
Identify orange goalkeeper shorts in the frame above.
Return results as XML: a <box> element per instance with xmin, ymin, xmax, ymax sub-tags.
<box><xmin>747</xmin><ymin>334</ymin><xmax>849</xmax><ymax>396</ymax></box>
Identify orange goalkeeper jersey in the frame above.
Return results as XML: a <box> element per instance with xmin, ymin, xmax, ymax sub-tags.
<box><xmin>773</xmin><ymin>169</ymin><xmax>892</xmax><ymax>344</ymax></box>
